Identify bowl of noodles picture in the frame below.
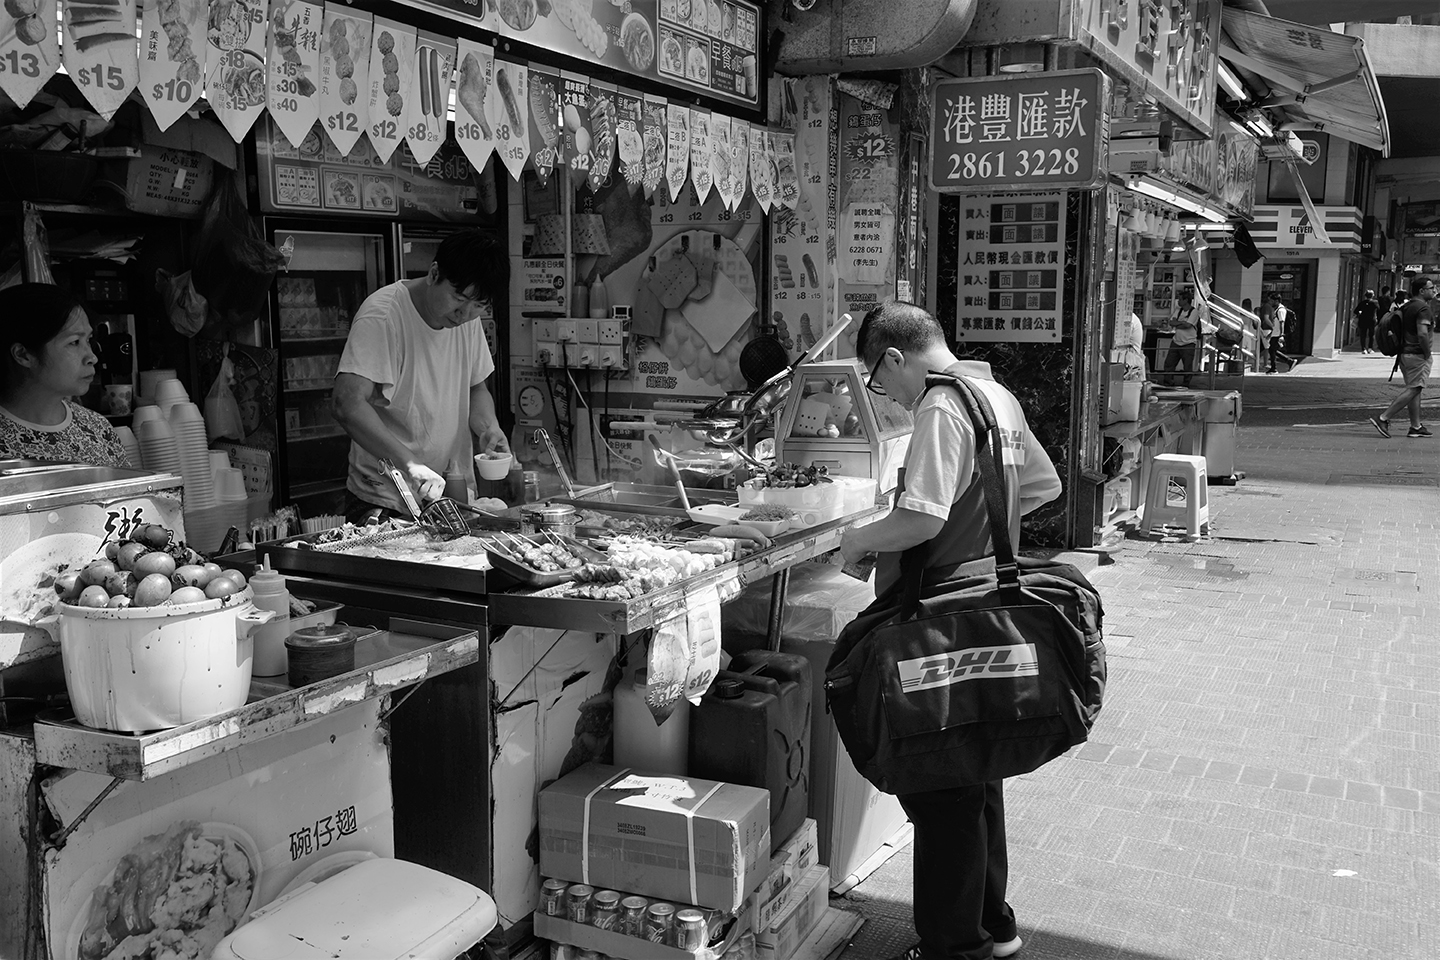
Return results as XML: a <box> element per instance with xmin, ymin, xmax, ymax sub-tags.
<box><xmin>68</xmin><ymin>821</ymin><xmax>261</xmax><ymax>960</ymax></box>
<box><xmin>619</xmin><ymin>13</ymin><xmax>654</xmax><ymax>71</ymax></box>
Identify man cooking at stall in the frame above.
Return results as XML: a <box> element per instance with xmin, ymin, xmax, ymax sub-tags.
<box><xmin>332</xmin><ymin>229</ymin><xmax>511</xmax><ymax>522</ymax></box>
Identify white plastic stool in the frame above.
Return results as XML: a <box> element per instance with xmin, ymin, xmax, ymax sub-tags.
<box><xmin>212</xmin><ymin>858</ymin><xmax>497</xmax><ymax>960</ymax></box>
<box><xmin>1141</xmin><ymin>454</ymin><xmax>1209</xmax><ymax>538</ymax></box>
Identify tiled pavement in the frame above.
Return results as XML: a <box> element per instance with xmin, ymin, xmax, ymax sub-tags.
<box><xmin>835</xmin><ymin>354</ymin><xmax>1440</xmax><ymax>960</ymax></box>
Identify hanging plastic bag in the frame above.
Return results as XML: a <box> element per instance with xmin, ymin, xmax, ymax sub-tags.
<box><xmin>21</xmin><ymin>202</ymin><xmax>55</xmax><ymax>285</ymax></box>
<box><xmin>190</xmin><ymin>174</ymin><xmax>286</xmax><ymax>328</ymax></box>
<box><xmin>204</xmin><ymin>349</ymin><xmax>245</xmax><ymax>442</ymax></box>
<box><xmin>156</xmin><ymin>268</ymin><xmax>209</xmax><ymax>337</ymax></box>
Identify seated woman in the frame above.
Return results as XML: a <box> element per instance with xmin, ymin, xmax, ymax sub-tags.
<box><xmin>0</xmin><ymin>283</ymin><xmax>131</xmax><ymax>466</ymax></box>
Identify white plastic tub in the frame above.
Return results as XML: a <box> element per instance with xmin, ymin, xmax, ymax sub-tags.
<box><xmin>738</xmin><ymin>480</ymin><xmax>845</xmax><ymax>528</ymax></box>
<box><xmin>43</xmin><ymin>589</ymin><xmax>273</xmax><ymax>733</ymax></box>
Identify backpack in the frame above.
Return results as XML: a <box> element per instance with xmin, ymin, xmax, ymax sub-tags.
<box><xmin>1377</xmin><ymin>306</ymin><xmax>1406</xmax><ymax>357</ymax></box>
<box><xmin>824</xmin><ymin>374</ymin><xmax>1106</xmax><ymax>795</ymax></box>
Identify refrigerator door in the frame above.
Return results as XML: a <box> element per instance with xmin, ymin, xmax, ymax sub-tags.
<box><xmin>267</xmin><ymin>221</ymin><xmax>392</xmax><ymax>514</ymax></box>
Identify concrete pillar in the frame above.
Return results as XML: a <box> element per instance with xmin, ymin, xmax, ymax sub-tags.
<box><xmin>1312</xmin><ymin>257</ymin><xmax>1343</xmax><ymax>358</ymax></box>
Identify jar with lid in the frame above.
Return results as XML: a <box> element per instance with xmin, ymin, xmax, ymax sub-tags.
<box><xmin>521</xmin><ymin>502</ymin><xmax>577</xmax><ymax>538</ymax></box>
<box><xmin>523</xmin><ymin>470</ymin><xmax>542</xmax><ymax>503</ymax></box>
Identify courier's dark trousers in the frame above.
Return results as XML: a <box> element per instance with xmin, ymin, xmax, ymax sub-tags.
<box><xmin>898</xmin><ymin>780</ymin><xmax>1017</xmax><ymax>960</ymax></box>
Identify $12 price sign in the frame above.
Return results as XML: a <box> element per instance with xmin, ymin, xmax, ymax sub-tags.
<box><xmin>365</xmin><ymin>16</ymin><xmax>414</xmax><ymax>163</ymax></box>
<box><xmin>318</xmin><ymin>3</ymin><xmax>371</xmax><ymax>157</ymax></box>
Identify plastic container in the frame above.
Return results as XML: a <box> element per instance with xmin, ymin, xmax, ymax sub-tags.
<box><xmin>689</xmin><ymin>651</ymin><xmax>811</xmax><ymax>845</ymax></box>
<box><xmin>613</xmin><ymin>667</ymin><xmax>689</xmax><ymax>775</ymax></box>
<box><xmin>41</xmin><ymin>588</ymin><xmax>273</xmax><ymax>732</ymax></box>
<box><xmin>571</xmin><ymin>281</ymin><xmax>589</xmax><ymax>319</ymax></box>
<box><xmin>474</xmin><ymin>451</ymin><xmax>513</xmax><ymax>481</ymax></box>
<box><xmin>286</xmin><ymin>624</ymin><xmax>358</xmax><ymax>687</ymax></box>
<box><xmin>248</xmin><ymin>560</ymin><xmax>292</xmax><ymax>677</ymax></box>
<box><xmin>588</xmin><ymin>275</ymin><xmax>610</xmax><ymax>319</ymax></box>
<box><xmin>738</xmin><ymin>480</ymin><xmax>845</xmax><ymax>528</ymax></box>
<box><xmin>211</xmin><ymin>857</ymin><xmax>498</xmax><ymax>960</ymax></box>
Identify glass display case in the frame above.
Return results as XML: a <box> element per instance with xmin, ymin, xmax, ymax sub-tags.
<box><xmin>773</xmin><ymin>360</ymin><xmax>913</xmax><ymax>493</ymax></box>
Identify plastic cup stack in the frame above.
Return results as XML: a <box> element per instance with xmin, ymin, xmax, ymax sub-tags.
<box><xmin>139</xmin><ymin>368</ymin><xmax>178</xmax><ymax>397</ymax></box>
<box><xmin>130</xmin><ymin>405</ymin><xmax>163</xmax><ymax>432</ymax></box>
<box><xmin>152</xmin><ymin>378</ymin><xmax>190</xmax><ymax>420</ymax></box>
<box><xmin>114</xmin><ymin>426</ymin><xmax>142</xmax><ymax>470</ymax></box>
<box><xmin>167</xmin><ymin>401</ymin><xmax>215</xmax><ymax>509</ymax></box>
<box><xmin>209</xmin><ymin>450</ymin><xmax>231</xmax><ymax>476</ymax></box>
<box><xmin>136</xmin><ymin>418</ymin><xmax>181</xmax><ymax>476</ymax></box>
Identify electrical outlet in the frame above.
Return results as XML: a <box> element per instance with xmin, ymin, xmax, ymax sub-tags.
<box><xmin>556</xmin><ymin>319</ymin><xmax>578</xmax><ymax>343</ymax></box>
<box><xmin>598</xmin><ymin>319</ymin><xmax>623</xmax><ymax>345</ymax></box>
<box><xmin>535</xmin><ymin>342</ymin><xmax>557</xmax><ymax>366</ymax></box>
<box><xmin>599</xmin><ymin>346</ymin><xmax>623</xmax><ymax>368</ymax></box>
<box><xmin>534</xmin><ymin>320</ymin><xmax>556</xmax><ymax>343</ymax></box>
<box><xmin>563</xmin><ymin>341</ymin><xmax>586</xmax><ymax>366</ymax></box>
<box><xmin>577</xmin><ymin>320</ymin><xmax>599</xmax><ymax>344</ymax></box>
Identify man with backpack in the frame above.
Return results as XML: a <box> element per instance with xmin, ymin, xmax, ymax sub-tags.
<box><xmin>1369</xmin><ymin>274</ymin><xmax>1434</xmax><ymax>439</ymax></box>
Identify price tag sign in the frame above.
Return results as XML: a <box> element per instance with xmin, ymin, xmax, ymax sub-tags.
<box><xmin>267</xmin><ymin>0</ymin><xmax>323</xmax><ymax>148</ymax></box>
<box><xmin>139</xmin><ymin>0</ymin><xmax>204</xmax><ymax>131</ymax></box>
<box><xmin>665</xmin><ymin>103</ymin><xmax>689</xmax><ymax>202</ymax></box>
<box><xmin>710</xmin><ymin>114</ymin><xmax>732</xmax><ymax>210</ymax></box>
<box><xmin>404</xmin><ymin>32</ymin><xmax>454</xmax><ymax>166</ymax></box>
<box><xmin>204</xmin><ymin>0</ymin><xmax>269</xmax><ymax>140</ymax></box>
<box><xmin>491</xmin><ymin>59</ymin><xmax>529</xmax><ymax>182</ymax></box>
<box><xmin>64</xmin><ymin>0</ymin><xmax>139</xmax><ymax>121</ymax></box>
<box><xmin>528</xmin><ymin>66</ymin><xmax>561</xmax><ymax>187</ymax></box>
<box><xmin>365</xmin><ymin>16</ymin><xmax>415</xmax><ymax>162</ymax></box>
<box><xmin>688</xmin><ymin>107</ymin><xmax>712</xmax><ymax>205</ymax></box>
<box><xmin>730</xmin><ymin>119</ymin><xmax>749</xmax><ymax>210</ymax></box>
<box><xmin>641</xmin><ymin>93</ymin><xmax>667</xmax><ymax>198</ymax></box>
<box><xmin>0</xmin><ymin>0</ymin><xmax>59</xmax><ymax>110</ymax></box>
<box><xmin>930</xmin><ymin>68</ymin><xmax>1108</xmax><ymax>194</ymax></box>
<box><xmin>318</xmin><ymin>6</ymin><xmax>370</xmax><ymax>157</ymax></box>
<box><xmin>587</xmin><ymin>81</ymin><xmax>616</xmax><ymax>193</ymax></box>
<box><xmin>615</xmin><ymin>86</ymin><xmax>643</xmax><ymax>194</ymax></box>
<box><xmin>453</xmin><ymin>38</ymin><xmax>495</xmax><ymax>172</ymax></box>
<box><xmin>748</xmin><ymin>123</ymin><xmax>771</xmax><ymax>213</ymax></box>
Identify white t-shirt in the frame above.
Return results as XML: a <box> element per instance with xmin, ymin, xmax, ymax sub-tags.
<box><xmin>338</xmin><ymin>281</ymin><xmax>495</xmax><ymax>511</ymax></box>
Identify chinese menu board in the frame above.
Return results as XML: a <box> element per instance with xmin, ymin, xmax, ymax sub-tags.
<box><xmin>416</xmin><ymin>0</ymin><xmax>761</xmax><ymax>109</ymax></box>
<box><xmin>255</xmin><ymin>116</ymin><xmax>480</xmax><ymax>221</ymax></box>
<box><xmin>954</xmin><ymin>193</ymin><xmax>1067</xmax><ymax>343</ymax></box>
<box><xmin>931</xmin><ymin>69</ymin><xmax>1108</xmax><ymax>194</ymax></box>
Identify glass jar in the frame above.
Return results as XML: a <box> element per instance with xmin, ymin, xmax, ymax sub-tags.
<box><xmin>523</xmin><ymin>470</ymin><xmax>542</xmax><ymax>504</ymax></box>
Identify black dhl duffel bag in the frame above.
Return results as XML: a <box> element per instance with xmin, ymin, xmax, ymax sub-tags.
<box><xmin>824</xmin><ymin>374</ymin><xmax>1106</xmax><ymax>796</ymax></box>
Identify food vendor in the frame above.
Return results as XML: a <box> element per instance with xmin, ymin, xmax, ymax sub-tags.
<box><xmin>0</xmin><ymin>283</ymin><xmax>130</xmax><ymax>467</ymax></box>
<box><xmin>332</xmin><ymin>229</ymin><xmax>511</xmax><ymax>521</ymax></box>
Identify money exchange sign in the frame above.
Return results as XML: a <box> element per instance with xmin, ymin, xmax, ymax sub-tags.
<box><xmin>930</xmin><ymin>68</ymin><xmax>1108</xmax><ymax>194</ymax></box>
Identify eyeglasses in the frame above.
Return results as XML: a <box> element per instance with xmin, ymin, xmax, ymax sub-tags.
<box><xmin>864</xmin><ymin>351</ymin><xmax>893</xmax><ymax>396</ymax></box>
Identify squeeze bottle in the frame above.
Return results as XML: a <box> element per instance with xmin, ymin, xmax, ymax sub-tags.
<box><xmin>613</xmin><ymin>668</ymin><xmax>689</xmax><ymax>775</ymax></box>
<box><xmin>248</xmin><ymin>558</ymin><xmax>292</xmax><ymax>678</ymax></box>
<box><xmin>443</xmin><ymin>457</ymin><xmax>470</xmax><ymax>503</ymax></box>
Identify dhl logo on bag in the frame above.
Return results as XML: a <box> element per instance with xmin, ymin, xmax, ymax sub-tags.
<box><xmin>897</xmin><ymin>644</ymin><xmax>1040</xmax><ymax>693</ymax></box>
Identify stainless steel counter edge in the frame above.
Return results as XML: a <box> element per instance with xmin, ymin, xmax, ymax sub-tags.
<box><xmin>0</xmin><ymin>467</ymin><xmax>186</xmax><ymax>512</ymax></box>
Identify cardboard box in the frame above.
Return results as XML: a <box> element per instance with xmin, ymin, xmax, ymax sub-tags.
<box><xmin>754</xmin><ymin>865</ymin><xmax>829</xmax><ymax>959</ymax></box>
<box><xmin>539</xmin><ymin>763</ymin><xmax>771</xmax><ymax>913</ymax></box>
<box><xmin>750</xmin><ymin>818</ymin><xmax>819</xmax><ymax>932</ymax></box>
<box><xmin>100</xmin><ymin>145</ymin><xmax>215</xmax><ymax>218</ymax></box>
<box><xmin>535</xmin><ymin>913</ymin><xmax>703</xmax><ymax>959</ymax></box>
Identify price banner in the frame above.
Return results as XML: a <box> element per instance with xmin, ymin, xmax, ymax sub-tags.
<box><xmin>641</xmin><ymin>92</ymin><xmax>666</xmax><ymax>198</ymax></box>
<box><xmin>559</xmin><ymin>71</ymin><xmax>593</xmax><ymax>188</ymax></box>
<box><xmin>405</xmin><ymin>32</ymin><xmax>454</xmax><ymax>166</ymax></box>
<box><xmin>139</xmin><ymin>0</ymin><xmax>204</xmax><ymax>131</ymax></box>
<box><xmin>365</xmin><ymin>16</ymin><xmax>414</xmax><ymax>162</ymax></box>
<box><xmin>266</xmin><ymin>0</ymin><xmax>322</xmax><ymax>147</ymax></box>
<box><xmin>748</xmin><ymin>126</ymin><xmax>771</xmax><ymax>212</ymax></box>
<box><xmin>930</xmin><ymin>68</ymin><xmax>1108</xmax><ymax>193</ymax></box>
<box><xmin>64</xmin><ymin>0</ymin><xmax>138</xmax><ymax>120</ymax></box>
<box><xmin>688</xmin><ymin>106</ymin><xmax>711</xmax><ymax>205</ymax></box>
<box><xmin>729</xmin><ymin>118</ymin><xmax>749</xmax><ymax>210</ymax></box>
<box><xmin>774</xmin><ymin>130</ymin><xmax>798</xmax><ymax>210</ymax></box>
<box><xmin>586</xmin><ymin>80</ymin><xmax>616</xmax><ymax>193</ymax></box>
<box><xmin>665</xmin><ymin>102</ymin><xmax>688</xmax><ymax>202</ymax></box>
<box><xmin>614</xmin><ymin>86</ymin><xmax>643</xmax><ymax>194</ymax></box>
<box><xmin>453</xmin><ymin>38</ymin><xmax>495</xmax><ymax>173</ymax></box>
<box><xmin>205</xmin><ymin>0</ymin><xmax>269</xmax><ymax>141</ymax></box>
<box><xmin>528</xmin><ymin>65</ymin><xmax>561</xmax><ymax>187</ymax></box>
<box><xmin>710</xmin><ymin>113</ymin><xmax>731</xmax><ymax>210</ymax></box>
<box><xmin>491</xmin><ymin>58</ymin><xmax>529</xmax><ymax>181</ymax></box>
<box><xmin>0</xmin><ymin>0</ymin><xmax>59</xmax><ymax>109</ymax></box>
<box><xmin>318</xmin><ymin>5</ymin><xmax>370</xmax><ymax>156</ymax></box>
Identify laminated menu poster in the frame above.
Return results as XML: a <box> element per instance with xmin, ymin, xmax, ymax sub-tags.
<box><xmin>205</xmin><ymin>0</ymin><xmax>269</xmax><ymax>141</ymax></box>
<box><xmin>665</xmin><ymin>101</ymin><xmax>688</xmax><ymax>202</ymax></box>
<box><xmin>139</xmin><ymin>0</ymin><xmax>205</xmax><ymax>131</ymax></box>
<box><xmin>0</xmin><ymin>0</ymin><xmax>58</xmax><ymax>108</ymax></box>
<box><xmin>266</xmin><ymin>0</ymin><xmax>322</xmax><ymax>148</ymax></box>
<box><xmin>453</xmin><ymin>38</ymin><xmax>496</xmax><ymax>172</ymax></box>
<box><xmin>688</xmin><ymin>106</ymin><xmax>711</xmax><ymax>204</ymax></box>
<box><xmin>641</xmin><ymin>92</ymin><xmax>667</xmax><ymax>197</ymax></box>
<box><xmin>528</xmin><ymin>65</ymin><xmax>561</xmax><ymax>187</ymax></box>
<box><xmin>364</xmin><ymin>16</ymin><xmax>414</xmax><ymax>162</ymax></box>
<box><xmin>491</xmin><ymin>58</ymin><xmax>529</xmax><ymax>181</ymax></box>
<box><xmin>559</xmin><ymin>71</ymin><xmax>592</xmax><ymax>187</ymax></box>
<box><xmin>64</xmin><ymin>0</ymin><xmax>138</xmax><ymax>120</ymax></box>
<box><xmin>404</xmin><ymin>32</ymin><xmax>454</xmax><ymax>166</ymax></box>
<box><xmin>317</xmin><ymin>5</ymin><xmax>370</xmax><ymax>157</ymax></box>
<box><xmin>586</xmin><ymin>80</ymin><xmax>616</xmax><ymax>192</ymax></box>
<box><xmin>614</xmin><ymin>87</ymin><xmax>643</xmax><ymax>193</ymax></box>
<box><xmin>44</xmin><ymin>704</ymin><xmax>394</xmax><ymax>960</ymax></box>
<box><xmin>710</xmin><ymin>113</ymin><xmax>731</xmax><ymax>210</ymax></box>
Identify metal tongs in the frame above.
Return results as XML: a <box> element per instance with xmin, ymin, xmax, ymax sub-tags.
<box><xmin>533</xmin><ymin>428</ymin><xmax>579</xmax><ymax>499</ymax></box>
<box><xmin>378</xmin><ymin>458</ymin><xmax>471</xmax><ymax>537</ymax></box>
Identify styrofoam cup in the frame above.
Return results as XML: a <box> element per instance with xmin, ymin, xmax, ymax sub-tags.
<box><xmin>167</xmin><ymin>401</ymin><xmax>204</xmax><ymax>424</ymax></box>
<box><xmin>131</xmin><ymin>405</ymin><xmax>163</xmax><ymax>429</ymax></box>
<box><xmin>215</xmin><ymin>468</ymin><xmax>248</xmax><ymax>501</ymax></box>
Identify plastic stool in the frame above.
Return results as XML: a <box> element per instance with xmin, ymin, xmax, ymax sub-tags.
<box><xmin>1141</xmin><ymin>454</ymin><xmax>1209</xmax><ymax>538</ymax></box>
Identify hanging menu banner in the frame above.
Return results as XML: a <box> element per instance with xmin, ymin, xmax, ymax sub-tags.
<box><xmin>642</xmin><ymin>92</ymin><xmax>667</xmax><ymax>197</ymax></box>
<box><xmin>710</xmin><ymin>113</ymin><xmax>732</xmax><ymax>210</ymax></box>
<box><xmin>65</xmin><ymin>0</ymin><xmax>139</xmax><ymax>120</ymax></box>
<box><xmin>747</xmin><ymin>123</ymin><xmax>770</xmax><ymax>212</ymax></box>
<box><xmin>492</xmin><ymin>58</ymin><xmax>530</xmax><ymax>181</ymax></box>
<box><xmin>453</xmin><ymin>38</ymin><xmax>496</xmax><ymax>172</ymax></box>
<box><xmin>729</xmin><ymin>118</ymin><xmax>748</xmax><ymax>212</ymax></box>
<box><xmin>930</xmin><ymin>68</ymin><xmax>1108</xmax><ymax>194</ymax></box>
<box><xmin>205</xmin><ymin>0</ymin><xmax>270</xmax><ymax>140</ymax></box>
<box><xmin>140</xmin><ymin>0</ymin><xmax>205</xmax><ymax>131</ymax></box>
<box><xmin>365</xmin><ymin>16</ymin><xmax>415</xmax><ymax>162</ymax></box>
<box><xmin>953</xmin><ymin>193</ymin><xmax>1067</xmax><ymax>343</ymax></box>
<box><xmin>615</xmin><ymin>87</ymin><xmax>644</xmax><ymax>193</ymax></box>
<box><xmin>404</xmin><ymin>31</ymin><xmax>455</xmax><ymax>166</ymax></box>
<box><xmin>587</xmin><ymin>80</ymin><xmax>616</xmax><ymax>192</ymax></box>
<box><xmin>665</xmin><ymin>102</ymin><xmax>689</xmax><ymax>202</ymax></box>
<box><xmin>689</xmin><ymin>106</ymin><xmax>711</xmax><ymax>204</ymax></box>
<box><xmin>0</xmin><ymin>0</ymin><xmax>58</xmax><ymax>108</ymax></box>
<box><xmin>528</xmin><ymin>64</ymin><xmax>561</xmax><ymax>186</ymax></box>
<box><xmin>318</xmin><ymin>6</ymin><xmax>371</xmax><ymax>156</ymax></box>
<box><xmin>560</xmin><ymin>70</ymin><xmax>593</xmax><ymax>187</ymax></box>
<box><xmin>413</xmin><ymin>0</ymin><xmax>761</xmax><ymax>109</ymax></box>
<box><xmin>266</xmin><ymin>0</ymin><xmax>323</xmax><ymax>148</ymax></box>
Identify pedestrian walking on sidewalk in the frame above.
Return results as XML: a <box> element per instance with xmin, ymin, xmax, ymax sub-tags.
<box><xmin>1259</xmin><ymin>293</ymin><xmax>1295</xmax><ymax>373</ymax></box>
<box><xmin>1369</xmin><ymin>274</ymin><xmax>1434</xmax><ymax>439</ymax></box>
<box><xmin>1353</xmin><ymin>289</ymin><xmax>1378</xmax><ymax>354</ymax></box>
<box><xmin>840</xmin><ymin>303</ymin><xmax>1062</xmax><ymax>960</ymax></box>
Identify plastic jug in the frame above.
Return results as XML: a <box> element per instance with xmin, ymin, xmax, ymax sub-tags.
<box><xmin>689</xmin><ymin>650</ymin><xmax>811</xmax><ymax>846</ymax></box>
<box><xmin>247</xmin><ymin>559</ymin><xmax>292</xmax><ymax>678</ymax></box>
<box><xmin>613</xmin><ymin>667</ymin><xmax>689</xmax><ymax>775</ymax></box>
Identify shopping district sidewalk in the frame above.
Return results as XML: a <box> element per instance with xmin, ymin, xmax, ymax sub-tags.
<box><xmin>833</xmin><ymin>353</ymin><xmax>1440</xmax><ymax>960</ymax></box>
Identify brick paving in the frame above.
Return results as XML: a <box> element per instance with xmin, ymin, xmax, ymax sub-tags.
<box><xmin>836</xmin><ymin>354</ymin><xmax>1440</xmax><ymax>960</ymax></box>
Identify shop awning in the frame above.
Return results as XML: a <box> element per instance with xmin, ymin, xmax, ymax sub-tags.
<box><xmin>1219</xmin><ymin>9</ymin><xmax>1390</xmax><ymax>156</ymax></box>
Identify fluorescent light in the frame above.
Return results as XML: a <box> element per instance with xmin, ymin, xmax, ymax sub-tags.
<box><xmin>1126</xmin><ymin>175</ymin><xmax>1228</xmax><ymax>223</ymax></box>
<box><xmin>1238</xmin><ymin>111</ymin><xmax>1274</xmax><ymax>141</ymax></box>
<box><xmin>1216</xmin><ymin>60</ymin><xmax>1248</xmax><ymax>102</ymax></box>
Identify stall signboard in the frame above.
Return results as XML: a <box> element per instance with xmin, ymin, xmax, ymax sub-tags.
<box><xmin>44</xmin><ymin>703</ymin><xmax>393</xmax><ymax>960</ymax></box>
<box><xmin>255</xmin><ymin>116</ymin><xmax>480</xmax><ymax>220</ymax></box>
<box><xmin>931</xmin><ymin>69</ymin><xmax>1108</xmax><ymax>195</ymax></box>
<box><xmin>953</xmin><ymin>193</ymin><xmax>1067</xmax><ymax>343</ymax></box>
<box><xmin>0</xmin><ymin>0</ymin><xmax>59</xmax><ymax>108</ymax></box>
<box><xmin>413</xmin><ymin>0</ymin><xmax>761</xmax><ymax>109</ymax></box>
<box><xmin>1078</xmin><ymin>0</ymin><xmax>1219</xmax><ymax>139</ymax></box>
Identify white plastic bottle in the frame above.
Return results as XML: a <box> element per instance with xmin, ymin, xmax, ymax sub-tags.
<box><xmin>248</xmin><ymin>559</ymin><xmax>292</xmax><ymax>678</ymax></box>
<box><xmin>613</xmin><ymin>668</ymin><xmax>689</xmax><ymax>775</ymax></box>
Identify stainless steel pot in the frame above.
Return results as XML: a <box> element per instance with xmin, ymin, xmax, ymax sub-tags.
<box><xmin>520</xmin><ymin>502</ymin><xmax>578</xmax><ymax>537</ymax></box>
